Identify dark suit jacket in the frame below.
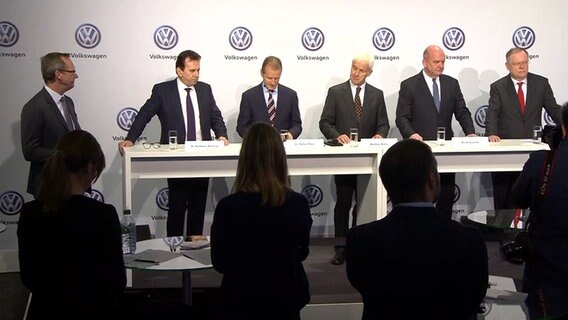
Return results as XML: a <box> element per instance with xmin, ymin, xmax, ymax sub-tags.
<box><xmin>211</xmin><ymin>191</ymin><xmax>312</xmax><ymax>320</ymax></box>
<box><xmin>236</xmin><ymin>83</ymin><xmax>302</xmax><ymax>138</ymax></box>
<box><xmin>396</xmin><ymin>72</ymin><xmax>474</xmax><ymax>139</ymax></box>
<box><xmin>126</xmin><ymin>79</ymin><xmax>227</xmax><ymax>143</ymax></box>
<box><xmin>17</xmin><ymin>195</ymin><xmax>125</xmax><ymax>319</ymax></box>
<box><xmin>319</xmin><ymin>81</ymin><xmax>389</xmax><ymax>139</ymax></box>
<box><xmin>486</xmin><ymin>73</ymin><xmax>561</xmax><ymax>139</ymax></box>
<box><xmin>21</xmin><ymin>87</ymin><xmax>80</xmax><ymax>195</ymax></box>
<box><xmin>346</xmin><ymin>206</ymin><xmax>488</xmax><ymax>320</ymax></box>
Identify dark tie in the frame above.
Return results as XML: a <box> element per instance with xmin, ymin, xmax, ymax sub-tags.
<box><xmin>267</xmin><ymin>89</ymin><xmax>276</xmax><ymax>126</ymax></box>
<box><xmin>185</xmin><ymin>88</ymin><xmax>196</xmax><ymax>141</ymax></box>
<box><xmin>60</xmin><ymin>96</ymin><xmax>74</xmax><ymax>130</ymax></box>
<box><xmin>432</xmin><ymin>78</ymin><xmax>440</xmax><ymax>112</ymax></box>
<box><xmin>517</xmin><ymin>82</ymin><xmax>525</xmax><ymax>114</ymax></box>
<box><xmin>354</xmin><ymin>86</ymin><xmax>362</xmax><ymax>121</ymax></box>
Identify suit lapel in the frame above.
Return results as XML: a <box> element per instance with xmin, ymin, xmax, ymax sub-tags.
<box><xmin>505</xmin><ymin>78</ymin><xmax>524</xmax><ymax>117</ymax></box>
<box><xmin>169</xmin><ymin>80</ymin><xmax>186</xmax><ymax>137</ymax></box>
<box><xmin>525</xmin><ymin>73</ymin><xmax>536</xmax><ymax>115</ymax></box>
<box><xmin>42</xmin><ymin>88</ymin><xmax>69</xmax><ymax>130</ymax></box>
<box><xmin>341</xmin><ymin>81</ymin><xmax>356</xmax><ymax>118</ymax></box>
<box><xmin>417</xmin><ymin>74</ymin><xmax>438</xmax><ymax>112</ymax></box>
<box><xmin>257</xmin><ymin>84</ymin><xmax>270</xmax><ymax>122</ymax></box>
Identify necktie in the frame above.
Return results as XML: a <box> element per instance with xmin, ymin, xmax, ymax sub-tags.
<box><xmin>517</xmin><ymin>82</ymin><xmax>525</xmax><ymax>114</ymax></box>
<box><xmin>60</xmin><ymin>96</ymin><xmax>74</xmax><ymax>130</ymax></box>
<box><xmin>267</xmin><ymin>90</ymin><xmax>276</xmax><ymax>126</ymax></box>
<box><xmin>354</xmin><ymin>86</ymin><xmax>362</xmax><ymax>121</ymax></box>
<box><xmin>432</xmin><ymin>78</ymin><xmax>440</xmax><ymax>112</ymax></box>
<box><xmin>185</xmin><ymin>88</ymin><xmax>196</xmax><ymax>141</ymax></box>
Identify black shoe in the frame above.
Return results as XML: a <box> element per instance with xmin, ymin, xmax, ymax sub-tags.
<box><xmin>330</xmin><ymin>250</ymin><xmax>345</xmax><ymax>265</ymax></box>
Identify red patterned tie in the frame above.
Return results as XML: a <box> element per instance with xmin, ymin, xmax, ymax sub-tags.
<box><xmin>517</xmin><ymin>82</ymin><xmax>525</xmax><ymax>114</ymax></box>
<box><xmin>267</xmin><ymin>90</ymin><xmax>276</xmax><ymax>126</ymax></box>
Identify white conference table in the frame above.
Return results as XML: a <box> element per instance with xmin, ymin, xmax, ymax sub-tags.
<box><xmin>122</xmin><ymin>139</ymin><xmax>548</xmax><ymax>225</ymax></box>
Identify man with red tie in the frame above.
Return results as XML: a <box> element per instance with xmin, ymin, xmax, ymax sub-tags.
<box><xmin>118</xmin><ymin>50</ymin><xmax>228</xmax><ymax>236</ymax></box>
<box><xmin>485</xmin><ymin>47</ymin><xmax>562</xmax><ymax>210</ymax></box>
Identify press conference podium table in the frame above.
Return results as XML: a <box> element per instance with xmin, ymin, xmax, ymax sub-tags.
<box><xmin>122</xmin><ymin>139</ymin><xmax>548</xmax><ymax>225</ymax></box>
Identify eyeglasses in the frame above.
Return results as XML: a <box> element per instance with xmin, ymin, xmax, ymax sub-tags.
<box><xmin>142</xmin><ymin>142</ymin><xmax>161</xmax><ymax>149</ymax></box>
<box><xmin>510</xmin><ymin>61</ymin><xmax>528</xmax><ymax>67</ymax></box>
<box><xmin>58</xmin><ymin>69</ymin><xmax>76</xmax><ymax>73</ymax></box>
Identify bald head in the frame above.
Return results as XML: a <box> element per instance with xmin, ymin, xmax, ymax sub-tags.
<box><xmin>422</xmin><ymin>45</ymin><xmax>445</xmax><ymax>78</ymax></box>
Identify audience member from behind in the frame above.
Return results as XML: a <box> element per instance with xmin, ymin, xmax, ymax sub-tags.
<box><xmin>17</xmin><ymin>130</ymin><xmax>125</xmax><ymax>319</ymax></box>
<box><xmin>511</xmin><ymin>103</ymin><xmax>568</xmax><ymax>319</ymax></box>
<box><xmin>211</xmin><ymin>122</ymin><xmax>312</xmax><ymax>320</ymax></box>
<box><xmin>346</xmin><ymin>139</ymin><xmax>488</xmax><ymax>320</ymax></box>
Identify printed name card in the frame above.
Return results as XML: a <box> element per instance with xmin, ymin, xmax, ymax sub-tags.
<box><xmin>285</xmin><ymin>139</ymin><xmax>324</xmax><ymax>147</ymax></box>
<box><xmin>451</xmin><ymin>137</ymin><xmax>489</xmax><ymax>147</ymax></box>
<box><xmin>360</xmin><ymin>138</ymin><xmax>398</xmax><ymax>148</ymax></box>
<box><xmin>185</xmin><ymin>140</ymin><xmax>224</xmax><ymax>149</ymax></box>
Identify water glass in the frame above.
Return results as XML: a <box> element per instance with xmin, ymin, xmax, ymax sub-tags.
<box><xmin>350</xmin><ymin>128</ymin><xmax>359</xmax><ymax>147</ymax></box>
<box><xmin>280</xmin><ymin>130</ymin><xmax>289</xmax><ymax>142</ymax></box>
<box><xmin>437</xmin><ymin>127</ymin><xmax>446</xmax><ymax>145</ymax></box>
<box><xmin>169</xmin><ymin>130</ymin><xmax>178</xmax><ymax>150</ymax></box>
<box><xmin>532</xmin><ymin>125</ymin><xmax>542</xmax><ymax>144</ymax></box>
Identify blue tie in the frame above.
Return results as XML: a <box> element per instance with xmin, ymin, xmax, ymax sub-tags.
<box><xmin>432</xmin><ymin>78</ymin><xmax>440</xmax><ymax>111</ymax></box>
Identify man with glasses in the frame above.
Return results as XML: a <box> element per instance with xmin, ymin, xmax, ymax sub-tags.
<box><xmin>21</xmin><ymin>52</ymin><xmax>80</xmax><ymax>197</ymax></box>
<box><xmin>486</xmin><ymin>47</ymin><xmax>562</xmax><ymax>210</ymax></box>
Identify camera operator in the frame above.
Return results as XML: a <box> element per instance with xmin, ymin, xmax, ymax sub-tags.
<box><xmin>511</xmin><ymin>103</ymin><xmax>568</xmax><ymax>319</ymax></box>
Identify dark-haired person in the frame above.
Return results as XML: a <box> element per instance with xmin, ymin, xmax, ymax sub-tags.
<box><xmin>511</xmin><ymin>103</ymin><xmax>568</xmax><ymax>319</ymax></box>
<box><xmin>236</xmin><ymin>56</ymin><xmax>302</xmax><ymax>139</ymax></box>
<box><xmin>21</xmin><ymin>52</ymin><xmax>81</xmax><ymax>197</ymax></box>
<box><xmin>118</xmin><ymin>50</ymin><xmax>228</xmax><ymax>237</ymax></box>
<box><xmin>211</xmin><ymin>122</ymin><xmax>312</xmax><ymax>320</ymax></box>
<box><xmin>346</xmin><ymin>139</ymin><xmax>488</xmax><ymax>320</ymax></box>
<box><xmin>486</xmin><ymin>47</ymin><xmax>562</xmax><ymax>210</ymax></box>
<box><xmin>18</xmin><ymin>130</ymin><xmax>125</xmax><ymax>319</ymax></box>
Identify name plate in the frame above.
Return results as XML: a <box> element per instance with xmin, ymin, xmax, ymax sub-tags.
<box><xmin>284</xmin><ymin>139</ymin><xmax>324</xmax><ymax>147</ymax></box>
<box><xmin>360</xmin><ymin>138</ymin><xmax>398</xmax><ymax>148</ymax></box>
<box><xmin>185</xmin><ymin>140</ymin><xmax>224</xmax><ymax>149</ymax></box>
<box><xmin>451</xmin><ymin>137</ymin><xmax>489</xmax><ymax>147</ymax></box>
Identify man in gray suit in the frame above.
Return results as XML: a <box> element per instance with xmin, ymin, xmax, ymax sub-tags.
<box><xmin>486</xmin><ymin>47</ymin><xmax>562</xmax><ymax>210</ymax></box>
<box><xmin>396</xmin><ymin>45</ymin><xmax>476</xmax><ymax>219</ymax></box>
<box><xmin>319</xmin><ymin>53</ymin><xmax>390</xmax><ymax>265</ymax></box>
<box><xmin>237</xmin><ymin>56</ymin><xmax>302</xmax><ymax>139</ymax></box>
<box><xmin>21</xmin><ymin>52</ymin><xmax>80</xmax><ymax>197</ymax></box>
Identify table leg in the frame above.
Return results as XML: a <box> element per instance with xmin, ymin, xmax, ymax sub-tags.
<box><xmin>182</xmin><ymin>270</ymin><xmax>192</xmax><ymax>306</ymax></box>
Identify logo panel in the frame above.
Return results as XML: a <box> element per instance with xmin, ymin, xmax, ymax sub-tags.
<box><xmin>154</xmin><ymin>25</ymin><xmax>178</xmax><ymax>50</ymax></box>
<box><xmin>75</xmin><ymin>23</ymin><xmax>101</xmax><ymax>49</ymax></box>
<box><xmin>84</xmin><ymin>189</ymin><xmax>104</xmax><ymax>202</ymax></box>
<box><xmin>229</xmin><ymin>27</ymin><xmax>253</xmax><ymax>51</ymax></box>
<box><xmin>301</xmin><ymin>27</ymin><xmax>325</xmax><ymax>51</ymax></box>
<box><xmin>301</xmin><ymin>185</ymin><xmax>323</xmax><ymax>208</ymax></box>
<box><xmin>0</xmin><ymin>21</ymin><xmax>19</xmax><ymax>47</ymax></box>
<box><xmin>372</xmin><ymin>27</ymin><xmax>395</xmax><ymax>51</ymax></box>
<box><xmin>117</xmin><ymin>107</ymin><xmax>138</xmax><ymax>131</ymax></box>
<box><xmin>453</xmin><ymin>184</ymin><xmax>461</xmax><ymax>204</ymax></box>
<box><xmin>543</xmin><ymin>111</ymin><xmax>555</xmax><ymax>126</ymax></box>
<box><xmin>512</xmin><ymin>26</ymin><xmax>535</xmax><ymax>49</ymax></box>
<box><xmin>156</xmin><ymin>188</ymin><xmax>169</xmax><ymax>211</ymax></box>
<box><xmin>0</xmin><ymin>191</ymin><xmax>24</xmax><ymax>216</ymax></box>
<box><xmin>442</xmin><ymin>27</ymin><xmax>465</xmax><ymax>51</ymax></box>
<box><xmin>475</xmin><ymin>105</ymin><xmax>488</xmax><ymax>128</ymax></box>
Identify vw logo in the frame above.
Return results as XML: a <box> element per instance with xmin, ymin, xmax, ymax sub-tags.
<box><xmin>301</xmin><ymin>27</ymin><xmax>325</xmax><ymax>51</ymax></box>
<box><xmin>75</xmin><ymin>23</ymin><xmax>101</xmax><ymax>49</ymax></box>
<box><xmin>154</xmin><ymin>25</ymin><xmax>178</xmax><ymax>50</ymax></box>
<box><xmin>117</xmin><ymin>107</ymin><xmax>138</xmax><ymax>131</ymax></box>
<box><xmin>475</xmin><ymin>105</ymin><xmax>488</xmax><ymax>128</ymax></box>
<box><xmin>442</xmin><ymin>27</ymin><xmax>465</xmax><ymax>51</ymax></box>
<box><xmin>453</xmin><ymin>184</ymin><xmax>461</xmax><ymax>204</ymax></box>
<box><xmin>84</xmin><ymin>189</ymin><xmax>104</xmax><ymax>202</ymax></box>
<box><xmin>229</xmin><ymin>26</ymin><xmax>253</xmax><ymax>51</ymax></box>
<box><xmin>301</xmin><ymin>185</ymin><xmax>323</xmax><ymax>208</ymax></box>
<box><xmin>156</xmin><ymin>188</ymin><xmax>169</xmax><ymax>211</ymax></box>
<box><xmin>543</xmin><ymin>111</ymin><xmax>555</xmax><ymax>126</ymax></box>
<box><xmin>512</xmin><ymin>26</ymin><xmax>535</xmax><ymax>49</ymax></box>
<box><xmin>372</xmin><ymin>27</ymin><xmax>395</xmax><ymax>51</ymax></box>
<box><xmin>0</xmin><ymin>21</ymin><xmax>19</xmax><ymax>47</ymax></box>
<box><xmin>0</xmin><ymin>191</ymin><xmax>24</xmax><ymax>216</ymax></box>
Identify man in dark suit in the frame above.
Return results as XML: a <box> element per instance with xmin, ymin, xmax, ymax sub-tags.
<box><xmin>396</xmin><ymin>44</ymin><xmax>476</xmax><ymax>219</ymax></box>
<box><xmin>21</xmin><ymin>52</ymin><xmax>81</xmax><ymax>197</ymax></box>
<box><xmin>486</xmin><ymin>47</ymin><xmax>561</xmax><ymax>210</ymax></box>
<box><xmin>236</xmin><ymin>56</ymin><xmax>302</xmax><ymax>139</ymax></box>
<box><xmin>319</xmin><ymin>53</ymin><xmax>390</xmax><ymax>265</ymax></box>
<box><xmin>118</xmin><ymin>50</ymin><xmax>228</xmax><ymax>237</ymax></box>
<box><xmin>346</xmin><ymin>139</ymin><xmax>488</xmax><ymax>320</ymax></box>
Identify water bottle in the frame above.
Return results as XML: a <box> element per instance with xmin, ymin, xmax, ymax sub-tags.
<box><xmin>121</xmin><ymin>209</ymin><xmax>137</xmax><ymax>254</ymax></box>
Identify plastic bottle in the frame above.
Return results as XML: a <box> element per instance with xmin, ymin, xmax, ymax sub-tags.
<box><xmin>121</xmin><ymin>209</ymin><xmax>137</xmax><ymax>254</ymax></box>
